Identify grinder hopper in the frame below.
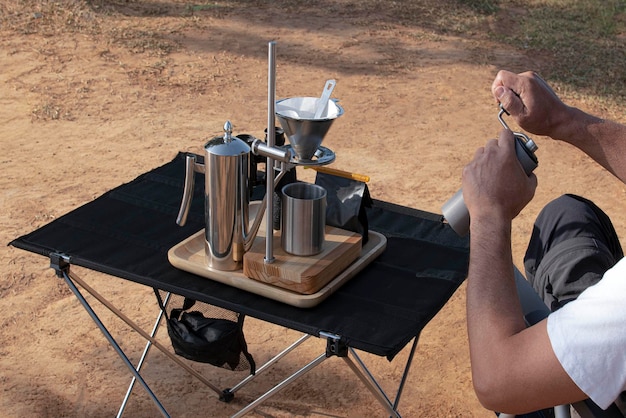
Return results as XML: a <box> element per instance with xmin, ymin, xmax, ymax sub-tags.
<box><xmin>275</xmin><ymin>97</ymin><xmax>344</xmax><ymax>161</ymax></box>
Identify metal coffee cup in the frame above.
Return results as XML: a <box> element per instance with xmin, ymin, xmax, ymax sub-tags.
<box><xmin>281</xmin><ymin>183</ymin><xmax>327</xmax><ymax>256</ymax></box>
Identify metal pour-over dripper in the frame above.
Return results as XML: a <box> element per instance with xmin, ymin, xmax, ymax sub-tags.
<box><xmin>275</xmin><ymin>96</ymin><xmax>344</xmax><ymax>161</ymax></box>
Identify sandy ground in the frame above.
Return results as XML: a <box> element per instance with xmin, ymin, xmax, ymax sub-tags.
<box><xmin>2</xmin><ymin>2</ymin><xmax>626</xmax><ymax>417</ymax></box>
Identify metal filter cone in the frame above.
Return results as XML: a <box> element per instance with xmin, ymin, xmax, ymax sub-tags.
<box><xmin>275</xmin><ymin>97</ymin><xmax>344</xmax><ymax>160</ymax></box>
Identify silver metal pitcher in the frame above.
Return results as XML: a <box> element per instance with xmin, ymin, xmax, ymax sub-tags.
<box><xmin>176</xmin><ymin>121</ymin><xmax>291</xmax><ymax>271</ymax></box>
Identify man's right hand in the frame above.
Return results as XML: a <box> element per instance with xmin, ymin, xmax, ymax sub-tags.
<box><xmin>462</xmin><ymin>129</ymin><xmax>537</xmax><ymax>225</ymax></box>
<box><xmin>491</xmin><ymin>70</ymin><xmax>571</xmax><ymax>139</ymax></box>
<box><xmin>492</xmin><ymin>69</ymin><xmax>626</xmax><ymax>184</ymax></box>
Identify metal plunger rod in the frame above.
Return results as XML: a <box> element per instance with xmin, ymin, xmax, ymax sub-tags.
<box><xmin>265</xmin><ymin>41</ymin><xmax>277</xmax><ymax>264</ymax></box>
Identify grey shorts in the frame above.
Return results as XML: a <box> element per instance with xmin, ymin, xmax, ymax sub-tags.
<box><xmin>523</xmin><ymin>194</ymin><xmax>623</xmax><ymax>311</ymax></box>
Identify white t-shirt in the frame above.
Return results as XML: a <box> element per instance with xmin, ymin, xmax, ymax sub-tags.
<box><xmin>547</xmin><ymin>256</ymin><xmax>626</xmax><ymax>409</ymax></box>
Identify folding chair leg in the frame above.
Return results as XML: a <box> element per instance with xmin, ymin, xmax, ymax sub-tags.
<box><xmin>555</xmin><ymin>404</ymin><xmax>572</xmax><ymax>418</ymax></box>
<box><xmin>497</xmin><ymin>405</ymin><xmax>571</xmax><ymax>417</ymax></box>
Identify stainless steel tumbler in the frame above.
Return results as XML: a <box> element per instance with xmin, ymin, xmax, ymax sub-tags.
<box><xmin>281</xmin><ymin>183</ymin><xmax>327</xmax><ymax>256</ymax></box>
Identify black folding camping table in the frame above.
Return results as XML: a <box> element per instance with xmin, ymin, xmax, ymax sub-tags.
<box><xmin>9</xmin><ymin>152</ymin><xmax>469</xmax><ymax>417</ymax></box>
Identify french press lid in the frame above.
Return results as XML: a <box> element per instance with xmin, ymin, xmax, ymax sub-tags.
<box><xmin>205</xmin><ymin>121</ymin><xmax>250</xmax><ymax>156</ymax></box>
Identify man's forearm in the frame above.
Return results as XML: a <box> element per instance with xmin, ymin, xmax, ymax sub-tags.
<box><xmin>466</xmin><ymin>215</ymin><xmax>527</xmax><ymax>404</ymax></box>
<box><xmin>556</xmin><ymin>107</ymin><xmax>626</xmax><ymax>183</ymax></box>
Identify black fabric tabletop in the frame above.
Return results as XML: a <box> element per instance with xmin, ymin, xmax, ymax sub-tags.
<box><xmin>10</xmin><ymin>152</ymin><xmax>469</xmax><ymax>359</ymax></box>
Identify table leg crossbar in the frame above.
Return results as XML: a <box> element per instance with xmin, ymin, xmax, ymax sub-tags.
<box><xmin>50</xmin><ymin>253</ymin><xmax>417</xmax><ymax>418</ymax></box>
<box><xmin>50</xmin><ymin>254</ymin><xmax>224</xmax><ymax>417</ymax></box>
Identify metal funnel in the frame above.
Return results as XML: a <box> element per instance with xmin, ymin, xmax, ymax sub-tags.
<box><xmin>275</xmin><ymin>97</ymin><xmax>344</xmax><ymax>160</ymax></box>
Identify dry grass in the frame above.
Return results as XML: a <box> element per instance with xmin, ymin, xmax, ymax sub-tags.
<box><xmin>2</xmin><ymin>0</ymin><xmax>624</xmax><ymax>116</ymax></box>
<box><xmin>496</xmin><ymin>0</ymin><xmax>626</xmax><ymax>115</ymax></box>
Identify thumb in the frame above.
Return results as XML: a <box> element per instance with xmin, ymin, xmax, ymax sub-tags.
<box><xmin>495</xmin><ymin>86</ymin><xmax>524</xmax><ymax>117</ymax></box>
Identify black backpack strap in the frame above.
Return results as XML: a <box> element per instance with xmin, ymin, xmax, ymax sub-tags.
<box><xmin>169</xmin><ymin>297</ymin><xmax>197</xmax><ymax>320</ymax></box>
<box><xmin>181</xmin><ymin>297</ymin><xmax>196</xmax><ymax>310</ymax></box>
<box><xmin>153</xmin><ymin>291</ymin><xmax>197</xmax><ymax>318</ymax></box>
<box><xmin>237</xmin><ymin>314</ymin><xmax>256</xmax><ymax>375</ymax></box>
<box><xmin>153</xmin><ymin>288</ymin><xmax>170</xmax><ymax>320</ymax></box>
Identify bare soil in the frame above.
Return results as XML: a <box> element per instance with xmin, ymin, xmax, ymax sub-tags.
<box><xmin>2</xmin><ymin>1</ymin><xmax>625</xmax><ymax>417</ymax></box>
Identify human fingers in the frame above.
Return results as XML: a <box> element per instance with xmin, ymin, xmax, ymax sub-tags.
<box><xmin>473</xmin><ymin>146</ymin><xmax>485</xmax><ymax>159</ymax></box>
<box><xmin>464</xmin><ymin>131</ymin><xmax>536</xmax><ymax>220</ymax></box>
<box><xmin>492</xmin><ymin>71</ymin><xmax>526</xmax><ymax>117</ymax></box>
<box><xmin>463</xmin><ymin>138</ymin><xmax>501</xmax><ymax>186</ymax></box>
<box><xmin>491</xmin><ymin>70</ymin><xmax>535</xmax><ymax>97</ymax></box>
<box><xmin>491</xmin><ymin>70</ymin><xmax>519</xmax><ymax>100</ymax></box>
<box><xmin>497</xmin><ymin>129</ymin><xmax>516</xmax><ymax>153</ymax></box>
<box><xmin>479</xmin><ymin>138</ymin><xmax>500</xmax><ymax>158</ymax></box>
<box><xmin>492</xmin><ymin>70</ymin><xmax>564</xmax><ymax>136</ymax></box>
<box><xmin>495</xmin><ymin>86</ymin><xmax>525</xmax><ymax>117</ymax></box>
<box><xmin>498</xmin><ymin>129</ymin><xmax>538</xmax><ymax>211</ymax></box>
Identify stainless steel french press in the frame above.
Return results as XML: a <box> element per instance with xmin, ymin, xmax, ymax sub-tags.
<box><xmin>176</xmin><ymin>121</ymin><xmax>291</xmax><ymax>271</ymax></box>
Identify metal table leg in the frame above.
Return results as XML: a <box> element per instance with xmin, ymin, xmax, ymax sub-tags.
<box><xmin>228</xmin><ymin>331</ymin><xmax>409</xmax><ymax>417</ymax></box>
<box><xmin>117</xmin><ymin>292</ymin><xmax>172</xmax><ymax>418</ymax></box>
<box><xmin>344</xmin><ymin>347</ymin><xmax>401</xmax><ymax>418</ymax></box>
<box><xmin>393</xmin><ymin>335</ymin><xmax>419</xmax><ymax>411</ymax></box>
<box><xmin>49</xmin><ymin>253</ymin><xmax>225</xmax><ymax>416</ymax></box>
<box><xmin>230</xmin><ymin>353</ymin><xmax>329</xmax><ymax>418</ymax></box>
<box><xmin>225</xmin><ymin>334</ymin><xmax>311</xmax><ymax>398</ymax></box>
<box><xmin>58</xmin><ymin>268</ymin><xmax>170</xmax><ymax>417</ymax></box>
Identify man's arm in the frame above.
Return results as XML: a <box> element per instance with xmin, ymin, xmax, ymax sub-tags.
<box><xmin>492</xmin><ymin>70</ymin><xmax>626</xmax><ymax>184</ymax></box>
<box><xmin>467</xmin><ymin>215</ymin><xmax>587</xmax><ymax>413</ymax></box>
<box><xmin>463</xmin><ymin>130</ymin><xmax>587</xmax><ymax>413</ymax></box>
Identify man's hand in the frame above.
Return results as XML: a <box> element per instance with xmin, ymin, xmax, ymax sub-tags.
<box><xmin>462</xmin><ymin>129</ymin><xmax>537</xmax><ymax>224</ymax></box>
<box><xmin>491</xmin><ymin>70</ymin><xmax>571</xmax><ymax>139</ymax></box>
<box><xmin>492</xmin><ymin>68</ymin><xmax>626</xmax><ymax>188</ymax></box>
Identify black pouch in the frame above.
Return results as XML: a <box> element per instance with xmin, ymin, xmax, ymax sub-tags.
<box><xmin>315</xmin><ymin>172</ymin><xmax>372</xmax><ymax>244</ymax></box>
<box><xmin>155</xmin><ymin>291</ymin><xmax>255</xmax><ymax>374</ymax></box>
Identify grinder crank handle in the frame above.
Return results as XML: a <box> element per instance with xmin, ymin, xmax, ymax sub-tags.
<box><xmin>498</xmin><ymin>103</ymin><xmax>538</xmax><ymax>176</ymax></box>
<box><xmin>441</xmin><ymin>105</ymin><xmax>539</xmax><ymax>237</ymax></box>
<box><xmin>498</xmin><ymin>103</ymin><xmax>538</xmax><ymax>164</ymax></box>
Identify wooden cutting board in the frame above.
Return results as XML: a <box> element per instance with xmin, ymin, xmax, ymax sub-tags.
<box><xmin>243</xmin><ymin>226</ymin><xmax>362</xmax><ymax>294</ymax></box>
